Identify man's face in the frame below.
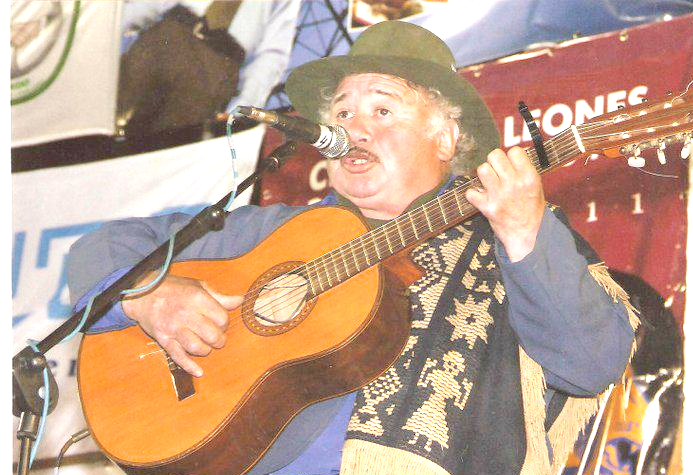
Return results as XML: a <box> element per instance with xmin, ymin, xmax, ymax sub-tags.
<box><xmin>326</xmin><ymin>73</ymin><xmax>456</xmax><ymax>220</ymax></box>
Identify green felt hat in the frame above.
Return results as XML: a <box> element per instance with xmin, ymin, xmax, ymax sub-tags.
<box><xmin>285</xmin><ymin>20</ymin><xmax>499</xmax><ymax>166</ymax></box>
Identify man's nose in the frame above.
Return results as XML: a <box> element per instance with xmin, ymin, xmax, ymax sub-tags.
<box><xmin>345</xmin><ymin>117</ymin><xmax>371</xmax><ymax>143</ymax></box>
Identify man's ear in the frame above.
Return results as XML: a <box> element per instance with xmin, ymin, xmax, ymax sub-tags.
<box><xmin>436</xmin><ymin>119</ymin><xmax>459</xmax><ymax>163</ymax></box>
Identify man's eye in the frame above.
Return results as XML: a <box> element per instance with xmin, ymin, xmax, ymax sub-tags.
<box><xmin>336</xmin><ymin>110</ymin><xmax>353</xmax><ymax>119</ymax></box>
<box><xmin>377</xmin><ymin>108</ymin><xmax>391</xmax><ymax>117</ymax></box>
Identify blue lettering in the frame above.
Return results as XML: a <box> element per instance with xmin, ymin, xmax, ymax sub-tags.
<box><xmin>38</xmin><ymin>204</ymin><xmax>206</xmax><ymax>320</ymax></box>
<box><xmin>37</xmin><ymin>223</ymin><xmax>102</xmax><ymax>269</ymax></box>
<box><xmin>48</xmin><ymin>254</ymin><xmax>72</xmax><ymax>318</ymax></box>
<box><xmin>12</xmin><ymin>313</ymin><xmax>29</xmax><ymax>327</ymax></box>
<box><xmin>38</xmin><ymin>223</ymin><xmax>103</xmax><ymax>319</ymax></box>
<box><xmin>12</xmin><ymin>231</ymin><xmax>26</xmax><ymax>297</ymax></box>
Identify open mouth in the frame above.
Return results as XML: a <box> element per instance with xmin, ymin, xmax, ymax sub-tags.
<box><xmin>340</xmin><ymin>147</ymin><xmax>379</xmax><ymax>173</ymax></box>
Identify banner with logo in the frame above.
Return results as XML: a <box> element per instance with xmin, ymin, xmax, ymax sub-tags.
<box><xmin>11</xmin><ymin>1</ymin><xmax>121</xmax><ymax>147</ymax></box>
<box><xmin>11</xmin><ymin>125</ymin><xmax>265</xmax><ymax>465</ymax></box>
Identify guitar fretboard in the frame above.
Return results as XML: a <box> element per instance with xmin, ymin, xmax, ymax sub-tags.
<box><xmin>301</xmin><ymin>125</ymin><xmax>585</xmax><ymax>297</ymax></box>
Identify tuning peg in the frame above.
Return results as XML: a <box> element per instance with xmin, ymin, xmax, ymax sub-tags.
<box><xmin>628</xmin><ymin>156</ymin><xmax>646</xmax><ymax>167</ymax></box>
<box><xmin>657</xmin><ymin>141</ymin><xmax>667</xmax><ymax>164</ymax></box>
<box><xmin>682</xmin><ymin>136</ymin><xmax>692</xmax><ymax>160</ymax></box>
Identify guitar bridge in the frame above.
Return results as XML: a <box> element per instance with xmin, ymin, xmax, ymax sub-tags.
<box><xmin>166</xmin><ymin>354</ymin><xmax>195</xmax><ymax>401</ymax></box>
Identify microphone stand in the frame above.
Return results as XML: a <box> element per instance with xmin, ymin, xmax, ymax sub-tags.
<box><xmin>12</xmin><ymin>141</ymin><xmax>298</xmax><ymax>475</ymax></box>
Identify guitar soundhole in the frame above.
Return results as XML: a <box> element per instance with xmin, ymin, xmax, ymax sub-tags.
<box><xmin>254</xmin><ymin>273</ymin><xmax>308</xmax><ymax>325</ymax></box>
<box><xmin>242</xmin><ymin>261</ymin><xmax>317</xmax><ymax>336</ymax></box>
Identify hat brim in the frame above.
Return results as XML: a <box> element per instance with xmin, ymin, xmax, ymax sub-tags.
<box><xmin>286</xmin><ymin>55</ymin><xmax>500</xmax><ymax>167</ymax></box>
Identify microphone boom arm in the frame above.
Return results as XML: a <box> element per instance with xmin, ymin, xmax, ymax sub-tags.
<box><xmin>236</xmin><ymin>106</ymin><xmax>350</xmax><ymax>159</ymax></box>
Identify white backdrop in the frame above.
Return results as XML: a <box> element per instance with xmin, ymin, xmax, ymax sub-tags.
<box><xmin>11</xmin><ymin>1</ymin><xmax>121</xmax><ymax>147</ymax></box>
<box><xmin>11</xmin><ymin>125</ymin><xmax>266</xmax><ymax>469</ymax></box>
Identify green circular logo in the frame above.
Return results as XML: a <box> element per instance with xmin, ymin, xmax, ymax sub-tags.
<box><xmin>11</xmin><ymin>1</ymin><xmax>80</xmax><ymax>105</ymax></box>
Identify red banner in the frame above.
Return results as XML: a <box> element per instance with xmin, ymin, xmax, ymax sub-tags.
<box><xmin>462</xmin><ymin>15</ymin><xmax>692</xmax><ymax>325</ymax></box>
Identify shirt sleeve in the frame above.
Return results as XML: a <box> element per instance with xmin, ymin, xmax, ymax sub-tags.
<box><xmin>225</xmin><ymin>0</ymin><xmax>301</xmax><ymax>110</ymax></box>
<box><xmin>67</xmin><ymin>204</ymin><xmax>305</xmax><ymax>333</ymax></box>
<box><xmin>75</xmin><ymin>267</ymin><xmax>137</xmax><ymax>334</ymax></box>
<box><xmin>120</xmin><ymin>1</ymin><xmax>176</xmax><ymax>37</ymax></box>
<box><xmin>495</xmin><ymin>206</ymin><xmax>635</xmax><ymax>396</ymax></box>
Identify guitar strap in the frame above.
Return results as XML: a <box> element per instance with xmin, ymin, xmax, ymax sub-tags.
<box><xmin>204</xmin><ymin>0</ymin><xmax>243</xmax><ymax>32</ymax></box>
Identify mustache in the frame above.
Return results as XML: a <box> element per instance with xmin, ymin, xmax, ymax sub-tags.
<box><xmin>345</xmin><ymin>146</ymin><xmax>380</xmax><ymax>162</ymax></box>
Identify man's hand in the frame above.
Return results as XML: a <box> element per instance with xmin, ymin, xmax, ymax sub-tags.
<box><xmin>465</xmin><ymin>147</ymin><xmax>546</xmax><ymax>262</ymax></box>
<box><xmin>122</xmin><ymin>275</ymin><xmax>243</xmax><ymax>377</ymax></box>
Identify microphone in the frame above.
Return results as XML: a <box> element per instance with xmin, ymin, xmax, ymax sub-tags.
<box><xmin>235</xmin><ymin>106</ymin><xmax>350</xmax><ymax>159</ymax></box>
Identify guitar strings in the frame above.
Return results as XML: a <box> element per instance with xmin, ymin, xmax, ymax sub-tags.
<box><xmin>244</xmin><ymin>125</ymin><xmax>611</xmax><ymax>322</ymax></box>
<box><xmin>249</xmin><ymin>116</ymin><xmax>689</xmax><ymax>321</ymax></box>
<box><xmin>243</xmin><ymin>118</ymin><xmax>652</xmax><ymax>320</ymax></box>
<box><xmin>242</xmin><ymin>141</ymin><xmax>583</xmax><ymax>319</ymax></box>
<box><xmin>573</xmin><ymin>90</ymin><xmax>691</xmax><ymax>128</ymax></box>
<box><xmin>578</xmin><ymin>111</ymin><xmax>692</xmax><ymax>142</ymax></box>
<box><xmin>293</xmin><ymin>120</ymin><xmax>604</xmax><ymax>289</ymax></box>
<box><xmin>582</xmin><ymin>118</ymin><xmax>690</xmax><ymax>138</ymax></box>
<box><xmin>240</xmin><ymin>127</ymin><xmax>588</xmax><ymax>321</ymax></box>
<box><xmin>241</xmin><ymin>125</ymin><xmax>593</xmax><ymax>319</ymax></box>
<box><xmin>290</xmin><ymin>124</ymin><xmax>585</xmax><ymax>284</ymax></box>
<box><xmin>241</xmin><ymin>116</ymin><xmax>686</xmax><ymax>320</ymax></box>
<box><xmin>579</xmin><ymin>123</ymin><xmax>690</xmax><ymax>141</ymax></box>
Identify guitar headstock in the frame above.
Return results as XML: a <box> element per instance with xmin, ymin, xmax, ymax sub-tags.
<box><xmin>577</xmin><ymin>84</ymin><xmax>693</xmax><ymax>167</ymax></box>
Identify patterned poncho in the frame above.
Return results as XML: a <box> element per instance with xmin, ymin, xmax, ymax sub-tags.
<box><xmin>340</xmin><ymin>211</ymin><xmax>638</xmax><ymax>475</ymax></box>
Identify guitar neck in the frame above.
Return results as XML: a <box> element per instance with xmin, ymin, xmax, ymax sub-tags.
<box><xmin>302</xmin><ymin>126</ymin><xmax>585</xmax><ymax>297</ymax></box>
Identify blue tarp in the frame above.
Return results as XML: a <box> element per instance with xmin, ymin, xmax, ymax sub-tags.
<box><xmin>268</xmin><ymin>0</ymin><xmax>692</xmax><ymax>108</ymax></box>
<box><xmin>440</xmin><ymin>0</ymin><xmax>693</xmax><ymax>66</ymax></box>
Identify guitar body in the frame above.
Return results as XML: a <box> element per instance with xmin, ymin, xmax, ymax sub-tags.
<box><xmin>78</xmin><ymin>206</ymin><xmax>416</xmax><ymax>475</ymax></box>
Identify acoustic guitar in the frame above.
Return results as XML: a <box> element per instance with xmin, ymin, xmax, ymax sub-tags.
<box><xmin>78</xmin><ymin>89</ymin><xmax>692</xmax><ymax>475</ymax></box>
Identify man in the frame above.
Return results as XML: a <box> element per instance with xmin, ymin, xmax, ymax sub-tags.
<box><xmin>117</xmin><ymin>0</ymin><xmax>300</xmax><ymax>134</ymax></box>
<box><xmin>69</xmin><ymin>21</ymin><xmax>637</xmax><ymax>475</ymax></box>
<box><xmin>120</xmin><ymin>0</ymin><xmax>300</xmax><ymax>112</ymax></box>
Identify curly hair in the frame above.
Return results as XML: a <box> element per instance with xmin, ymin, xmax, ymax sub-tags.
<box><xmin>317</xmin><ymin>75</ymin><xmax>478</xmax><ymax>175</ymax></box>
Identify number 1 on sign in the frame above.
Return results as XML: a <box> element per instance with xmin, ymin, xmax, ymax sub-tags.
<box><xmin>587</xmin><ymin>193</ymin><xmax>644</xmax><ymax>223</ymax></box>
<box><xmin>631</xmin><ymin>193</ymin><xmax>644</xmax><ymax>215</ymax></box>
<box><xmin>587</xmin><ymin>201</ymin><xmax>598</xmax><ymax>223</ymax></box>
